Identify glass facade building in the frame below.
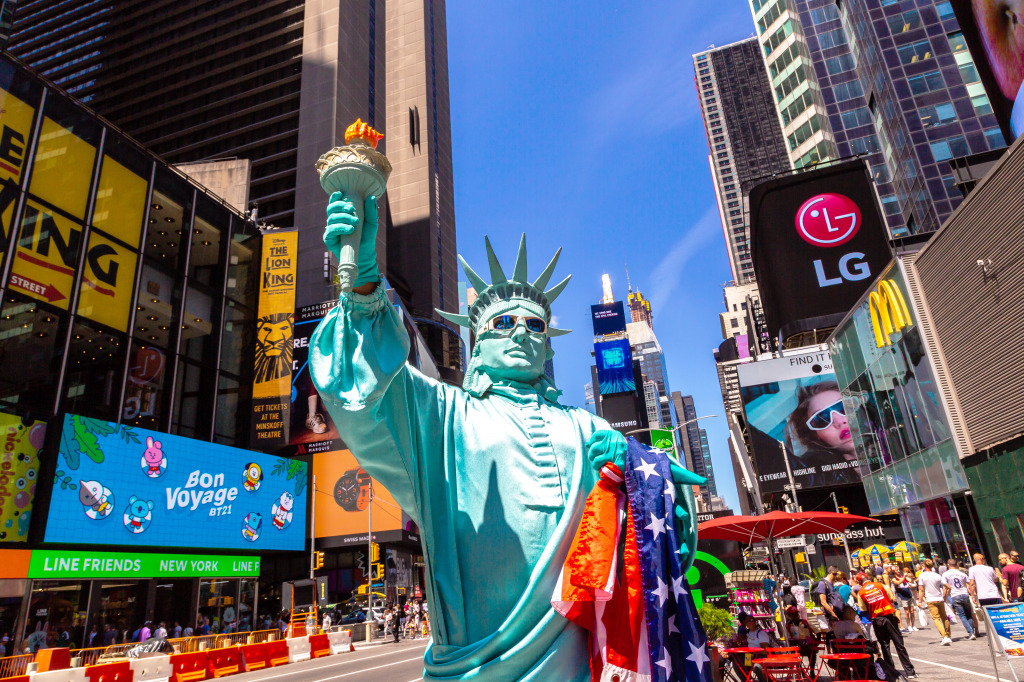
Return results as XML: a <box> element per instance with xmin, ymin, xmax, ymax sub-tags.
<box><xmin>828</xmin><ymin>259</ymin><xmax>982</xmax><ymax>560</ymax></box>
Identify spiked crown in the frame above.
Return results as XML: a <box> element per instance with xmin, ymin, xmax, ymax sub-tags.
<box><xmin>435</xmin><ymin>234</ymin><xmax>571</xmax><ymax>337</ymax></box>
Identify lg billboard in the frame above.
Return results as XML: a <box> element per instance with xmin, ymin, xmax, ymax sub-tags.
<box><xmin>750</xmin><ymin>160</ymin><xmax>891</xmax><ymax>342</ymax></box>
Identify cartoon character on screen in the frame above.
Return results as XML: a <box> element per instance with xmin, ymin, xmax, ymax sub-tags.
<box><xmin>79</xmin><ymin>480</ymin><xmax>114</xmax><ymax>519</ymax></box>
<box><xmin>243</xmin><ymin>463</ymin><xmax>263</xmax><ymax>492</ymax></box>
<box><xmin>242</xmin><ymin>512</ymin><xmax>262</xmax><ymax>542</ymax></box>
<box><xmin>271</xmin><ymin>492</ymin><xmax>294</xmax><ymax>530</ymax></box>
<box><xmin>123</xmin><ymin>496</ymin><xmax>154</xmax><ymax>534</ymax></box>
<box><xmin>140</xmin><ymin>437</ymin><xmax>166</xmax><ymax>478</ymax></box>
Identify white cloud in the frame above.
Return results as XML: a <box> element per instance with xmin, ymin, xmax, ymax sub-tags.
<box><xmin>648</xmin><ymin>206</ymin><xmax>721</xmax><ymax>312</ymax></box>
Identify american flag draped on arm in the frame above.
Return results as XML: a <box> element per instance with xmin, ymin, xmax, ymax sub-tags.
<box><xmin>553</xmin><ymin>439</ymin><xmax>711</xmax><ymax>682</ymax></box>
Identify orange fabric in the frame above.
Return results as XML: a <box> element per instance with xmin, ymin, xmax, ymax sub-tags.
<box><xmin>603</xmin><ymin>504</ymin><xmax>645</xmax><ymax>672</ymax></box>
<box><xmin>561</xmin><ymin>466</ymin><xmax>622</xmax><ymax>601</ymax></box>
<box><xmin>860</xmin><ymin>581</ymin><xmax>896</xmax><ymax>618</ymax></box>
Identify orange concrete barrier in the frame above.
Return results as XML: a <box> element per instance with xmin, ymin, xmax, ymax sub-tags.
<box><xmin>0</xmin><ymin>676</ymin><xmax>28</xmax><ymax>682</ymax></box>
<box><xmin>237</xmin><ymin>643</ymin><xmax>266</xmax><ymax>672</ymax></box>
<box><xmin>168</xmin><ymin>651</ymin><xmax>208</xmax><ymax>682</ymax></box>
<box><xmin>84</xmin><ymin>660</ymin><xmax>133</xmax><ymax>682</ymax></box>
<box><xmin>35</xmin><ymin>648</ymin><xmax>72</xmax><ymax>672</ymax></box>
<box><xmin>204</xmin><ymin>647</ymin><xmax>241</xmax><ymax>679</ymax></box>
<box><xmin>308</xmin><ymin>633</ymin><xmax>330</xmax><ymax>659</ymax></box>
<box><xmin>264</xmin><ymin>640</ymin><xmax>289</xmax><ymax>668</ymax></box>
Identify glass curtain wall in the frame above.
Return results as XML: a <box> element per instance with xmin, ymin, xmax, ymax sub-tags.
<box><xmin>829</xmin><ymin>261</ymin><xmax>968</xmax><ymax>519</ymax></box>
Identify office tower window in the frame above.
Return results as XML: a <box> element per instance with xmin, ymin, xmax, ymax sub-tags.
<box><xmin>984</xmin><ymin>128</ymin><xmax>1006</xmax><ymax>148</ymax></box>
<box><xmin>840</xmin><ymin>107</ymin><xmax>872</xmax><ymax>128</ymax></box>
<box><xmin>947</xmin><ymin>31</ymin><xmax>968</xmax><ymax>54</ymax></box>
<box><xmin>832</xmin><ymin>80</ymin><xmax>864</xmax><ymax>102</ymax></box>
<box><xmin>897</xmin><ymin>40</ymin><xmax>933</xmax><ymax>65</ymax></box>
<box><xmin>971</xmin><ymin>94</ymin><xmax>993</xmax><ymax>114</ymax></box>
<box><xmin>809</xmin><ymin>5</ymin><xmax>840</xmax><ymax>23</ymax></box>
<box><xmin>919</xmin><ymin>103</ymin><xmax>957</xmax><ymax>128</ymax></box>
<box><xmin>886</xmin><ymin>10</ymin><xmax>922</xmax><ymax>34</ymax></box>
<box><xmin>825</xmin><ymin>54</ymin><xmax>855</xmax><ymax>74</ymax></box>
<box><xmin>908</xmin><ymin>70</ymin><xmax>945</xmax><ymax>95</ymax></box>
<box><xmin>936</xmin><ymin>1</ymin><xmax>955</xmax><ymax>19</ymax></box>
<box><xmin>930</xmin><ymin>136</ymin><xmax>968</xmax><ymax>161</ymax></box>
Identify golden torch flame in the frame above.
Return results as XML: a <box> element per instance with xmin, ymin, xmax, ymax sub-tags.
<box><xmin>344</xmin><ymin>119</ymin><xmax>384</xmax><ymax>148</ymax></box>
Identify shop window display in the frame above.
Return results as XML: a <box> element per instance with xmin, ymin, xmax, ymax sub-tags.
<box><xmin>0</xmin><ymin>295</ymin><xmax>67</xmax><ymax>414</ymax></box>
<box><xmin>23</xmin><ymin>581</ymin><xmax>87</xmax><ymax>651</ymax></box>
<box><xmin>198</xmin><ymin>578</ymin><xmax>240</xmax><ymax>634</ymax></box>
<box><xmin>122</xmin><ymin>341</ymin><xmax>170</xmax><ymax>432</ymax></box>
<box><xmin>63</xmin><ymin>320</ymin><xmax>127</xmax><ymax>422</ymax></box>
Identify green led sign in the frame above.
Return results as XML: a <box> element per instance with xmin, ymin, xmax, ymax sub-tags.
<box><xmin>29</xmin><ymin>550</ymin><xmax>260</xmax><ymax>579</ymax></box>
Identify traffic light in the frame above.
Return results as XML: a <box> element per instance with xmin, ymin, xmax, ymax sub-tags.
<box><xmin>370</xmin><ymin>542</ymin><xmax>380</xmax><ymax>563</ymax></box>
<box><xmin>371</xmin><ymin>563</ymin><xmax>384</xmax><ymax>580</ymax></box>
<box><xmin>838</xmin><ymin>506</ymin><xmax>850</xmax><ymax>515</ymax></box>
<box><xmin>314</xmin><ymin>551</ymin><xmax>325</xmax><ymax>570</ymax></box>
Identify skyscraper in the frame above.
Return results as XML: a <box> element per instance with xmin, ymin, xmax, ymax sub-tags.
<box><xmin>693</xmin><ymin>38</ymin><xmax>792</xmax><ymax>285</ymax></box>
<box><xmin>673</xmin><ymin>393</ymin><xmax>717</xmax><ymax>503</ymax></box>
<box><xmin>626</xmin><ymin>321</ymin><xmax>674</xmax><ymax>428</ymax></box>
<box><xmin>748</xmin><ymin>0</ymin><xmax>1007</xmax><ymax>238</ymax></box>
<box><xmin>8</xmin><ymin>0</ymin><xmax>463</xmax><ymax>377</ymax></box>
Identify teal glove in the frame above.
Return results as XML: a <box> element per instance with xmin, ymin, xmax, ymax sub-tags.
<box><xmin>324</xmin><ymin>192</ymin><xmax>380</xmax><ymax>287</ymax></box>
<box><xmin>670</xmin><ymin>461</ymin><xmax>706</xmax><ymax>569</ymax></box>
<box><xmin>586</xmin><ymin>429</ymin><xmax>627</xmax><ymax>472</ymax></box>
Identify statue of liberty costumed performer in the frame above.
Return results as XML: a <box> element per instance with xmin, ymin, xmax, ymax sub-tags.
<box><xmin>310</xmin><ymin>155</ymin><xmax>704</xmax><ymax>679</ymax></box>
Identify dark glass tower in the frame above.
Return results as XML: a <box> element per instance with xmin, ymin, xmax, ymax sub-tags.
<box><xmin>8</xmin><ymin>0</ymin><xmax>463</xmax><ymax>378</ymax></box>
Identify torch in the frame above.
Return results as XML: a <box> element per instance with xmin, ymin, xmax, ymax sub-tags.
<box><xmin>315</xmin><ymin>119</ymin><xmax>392</xmax><ymax>292</ymax></box>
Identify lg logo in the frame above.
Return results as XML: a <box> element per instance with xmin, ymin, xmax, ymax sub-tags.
<box><xmin>796</xmin><ymin>193</ymin><xmax>871</xmax><ymax>288</ymax></box>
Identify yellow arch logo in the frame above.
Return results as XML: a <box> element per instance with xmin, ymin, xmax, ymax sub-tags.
<box><xmin>868</xmin><ymin>280</ymin><xmax>912</xmax><ymax>347</ymax></box>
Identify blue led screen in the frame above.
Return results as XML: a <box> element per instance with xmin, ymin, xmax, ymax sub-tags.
<box><xmin>595</xmin><ymin>339</ymin><xmax>636</xmax><ymax>395</ymax></box>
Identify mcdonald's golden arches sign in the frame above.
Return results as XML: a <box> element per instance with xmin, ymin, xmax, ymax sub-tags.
<box><xmin>868</xmin><ymin>280</ymin><xmax>912</xmax><ymax>348</ymax></box>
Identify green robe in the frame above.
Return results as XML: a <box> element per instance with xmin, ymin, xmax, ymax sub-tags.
<box><xmin>311</xmin><ymin>287</ymin><xmax>609</xmax><ymax>680</ymax></box>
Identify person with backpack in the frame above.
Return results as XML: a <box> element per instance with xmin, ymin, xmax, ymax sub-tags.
<box><xmin>815</xmin><ymin>566</ymin><xmax>846</xmax><ymax>631</ymax></box>
<box><xmin>858</xmin><ymin>572</ymin><xmax>918</xmax><ymax>679</ymax></box>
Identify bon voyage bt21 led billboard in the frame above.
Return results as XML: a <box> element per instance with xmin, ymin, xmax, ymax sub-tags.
<box><xmin>44</xmin><ymin>415</ymin><xmax>307</xmax><ymax>551</ymax></box>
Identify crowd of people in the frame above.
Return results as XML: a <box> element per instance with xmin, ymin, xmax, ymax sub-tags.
<box><xmin>726</xmin><ymin>550</ymin><xmax>1024</xmax><ymax>680</ymax></box>
<box><xmin>383</xmin><ymin>601</ymin><xmax>429</xmax><ymax>642</ymax></box>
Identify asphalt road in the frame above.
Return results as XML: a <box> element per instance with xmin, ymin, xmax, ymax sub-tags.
<box><xmin>231</xmin><ymin>639</ymin><xmax>429</xmax><ymax>682</ymax></box>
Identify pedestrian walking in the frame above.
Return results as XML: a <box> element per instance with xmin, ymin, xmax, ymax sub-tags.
<box><xmin>858</xmin><ymin>572</ymin><xmax>918</xmax><ymax>678</ymax></box>
<box><xmin>392</xmin><ymin>606</ymin><xmax>401</xmax><ymax>643</ymax></box>
<box><xmin>918</xmin><ymin>559</ymin><xmax>952</xmax><ymax>645</ymax></box>
<box><xmin>970</xmin><ymin>553</ymin><xmax>1005</xmax><ymax>607</ymax></box>
<box><xmin>943</xmin><ymin>559</ymin><xmax>976</xmax><ymax>640</ymax></box>
<box><xmin>895</xmin><ymin>568</ymin><xmax>918</xmax><ymax>633</ymax></box>
<box><xmin>815</xmin><ymin>566</ymin><xmax>844</xmax><ymax>632</ymax></box>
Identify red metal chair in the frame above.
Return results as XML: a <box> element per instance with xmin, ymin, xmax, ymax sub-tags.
<box><xmin>767</xmin><ymin>647</ymin><xmax>799</xmax><ymax>656</ymax></box>
<box><xmin>757</xmin><ymin>659</ymin><xmax>808</xmax><ymax>682</ymax></box>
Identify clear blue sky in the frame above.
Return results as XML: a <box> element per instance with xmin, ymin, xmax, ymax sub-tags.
<box><xmin>446</xmin><ymin>0</ymin><xmax>757</xmax><ymax>511</ymax></box>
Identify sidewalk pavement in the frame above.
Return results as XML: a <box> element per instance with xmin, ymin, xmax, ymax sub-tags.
<box><xmin>897</xmin><ymin>622</ymin><xmax>1010</xmax><ymax>681</ymax></box>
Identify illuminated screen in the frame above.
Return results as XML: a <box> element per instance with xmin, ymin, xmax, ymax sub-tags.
<box><xmin>44</xmin><ymin>414</ymin><xmax>308</xmax><ymax>551</ymax></box>
<box><xmin>595</xmin><ymin>339</ymin><xmax>636</xmax><ymax>395</ymax></box>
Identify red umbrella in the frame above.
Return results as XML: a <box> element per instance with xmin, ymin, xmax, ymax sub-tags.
<box><xmin>698</xmin><ymin>511</ymin><xmax>878</xmax><ymax>545</ymax></box>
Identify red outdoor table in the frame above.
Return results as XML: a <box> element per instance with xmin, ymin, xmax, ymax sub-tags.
<box><xmin>722</xmin><ymin>647</ymin><xmax>766</xmax><ymax>682</ymax></box>
<box><xmin>819</xmin><ymin>652</ymin><xmax>871</xmax><ymax>681</ymax></box>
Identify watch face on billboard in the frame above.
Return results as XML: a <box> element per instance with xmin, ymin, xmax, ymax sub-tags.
<box><xmin>44</xmin><ymin>414</ymin><xmax>308</xmax><ymax>551</ymax></box>
<box><xmin>311</xmin><ymin>449</ymin><xmax>414</xmax><ymax>541</ymax></box>
<box><xmin>595</xmin><ymin>338</ymin><xmax>636</xmax><ymax>395</ymax></box>
<box><xmin>591</xmin><ymin>302</ymin><xmax>627</xmax><ymax>336</ymax></box>
<box><xmin>950</xmin><ymin>0</ymin><xmax>1022</xmax><ymax>142</ymax></box>
<box><xmin>737</xmin><ymin>350</ymin><xmax>862</xmax><ymax>495</ymax></box>
<box><xmin>750</xmin><ymin>160</ymin><xmax>891</xmax><ymax>340</ymax></box>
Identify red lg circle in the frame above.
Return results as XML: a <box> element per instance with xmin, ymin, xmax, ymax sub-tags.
<box><xmin>795</xmin><ymin>193</ymin><xmax>861</xmax><ymax>247</ymax></box>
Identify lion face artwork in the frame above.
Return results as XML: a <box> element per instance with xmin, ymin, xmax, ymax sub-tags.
<box><xmin>254</xmin><ymin>313</ymin><xmax>293</xmax><ymax>384</ymax></box>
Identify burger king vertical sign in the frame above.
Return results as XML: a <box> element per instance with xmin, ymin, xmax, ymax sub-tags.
<box><xmin>251</xmin><ymin>229</ymin><xmax>298</xmax><ymax>450</ymax></box>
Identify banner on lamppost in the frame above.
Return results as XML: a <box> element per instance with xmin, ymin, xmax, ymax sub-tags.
<box><xmin>650</xmin><ymin>428</ymin><xmax>675</xmax><ymax>456</ymax></box>
<box><xmin>251</xmin><ymin>229</ymin><xmax>298</xmax><ymax>449</ymax></box>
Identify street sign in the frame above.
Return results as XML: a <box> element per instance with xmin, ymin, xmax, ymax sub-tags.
<box><xmin>805</xmin><ymin>544</ymin><xmax>816</xmax><ymax>555</ymax></box>
<box><xmin>776</xmin><ymin>537</ymin><xmax>806</xmax><ymax>549</ymax></box>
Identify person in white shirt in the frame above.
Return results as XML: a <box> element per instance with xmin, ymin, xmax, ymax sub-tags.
<box><xmin>969</xmin><ymin>553</ymin><xmax>1005</xmax><ymax>607</ymax></box>
<box><xmin>918</xmin><ymin>559</ymin><xmax>952</xmax><ymax>644</ymax></box>
<box><xmin>943</xmin><ymin>559</ymin><xmax>976</xmax><ymax>640</ymax></box>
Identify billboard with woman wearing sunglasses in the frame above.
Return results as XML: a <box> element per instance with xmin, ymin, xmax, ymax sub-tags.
<box><xmin>738</xmin><ymin>350</ymin><xmax>863</xmax><ymax>495</ymax></box>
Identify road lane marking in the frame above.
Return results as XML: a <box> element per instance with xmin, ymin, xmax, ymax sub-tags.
<box><xmin>236</xmin><ymin>644</ymin><xmax>427</xmax><ymax>681</ymax></box>
<box><xmin>910</xmin><ymin>657</ymin><xmax>997</xmax><ymax>679</ymax></box>
<box><xmin>313</xmin><ymin>655</ymin><xmax>424</xmax><ymax>681</ymax></box>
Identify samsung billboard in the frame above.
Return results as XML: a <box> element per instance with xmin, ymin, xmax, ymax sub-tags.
<box><xmin>737</xmin><ymin>349</ymin><xmax>862</xmax><ymax>495</ymax></box>
<box><xmin>44</xmin><ymin>415</ymin><xmax>308</xmax><ymax>551</ymax></box>
<box><xmin>750</xmin><ymin>160</ymin><xmax>891</xmax><ymax>342</ymax></box>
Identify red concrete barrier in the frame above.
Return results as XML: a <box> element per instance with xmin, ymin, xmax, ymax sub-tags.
<box><xmin>238</xmin><ymin>642</ymin><xmax>267</xmax><ymax>671</ymax></box>
<box><xmin>0</xmin><ymin>676</ymin><xmax>29</xmax><ymax>682</ymax></box>
<box><xmin>169</xmin><ymin>651</ymin><xmax>208</xmax><ymax>682</ymax></box>
<box><xmin>35</xmin><ymin>648</ymin><xmax>72</xmax><ymax>672</ymax></box>
<box><xmin>205</xmin><ymin>647</ymin><xmax>241</xmax><ymax>679</ymax></box>
<box><xmin>85</xmin><ymin>660</ymin><xmax>133</xmax><ymax>682</ymax></box>
<box><xmin>264</xmin><ymin>639</ymin><xmax>289</xmax><ymax>668</ymax></box>
<box><xmin>308</xmin><ymin>633</ymin><xmax>330</xmax><ymax>659</ymax></box>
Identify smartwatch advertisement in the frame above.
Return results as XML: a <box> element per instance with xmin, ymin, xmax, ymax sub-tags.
<box><xmin>44</xmin><ymin>414</ymin><xmax>308</xmax><ymax>551</ymax></box>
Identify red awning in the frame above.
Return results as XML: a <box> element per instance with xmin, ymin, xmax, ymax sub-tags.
<box><xmin>698</xmin><ymin>511</ymin><xmax>878</xmax><ymax>544</ymax></box>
